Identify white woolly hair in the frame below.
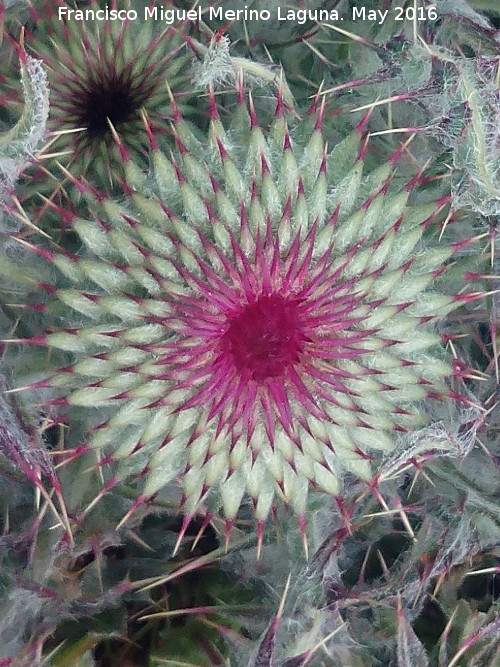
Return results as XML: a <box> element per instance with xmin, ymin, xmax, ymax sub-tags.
<box><xmin>0</xmin><ymin>56</ymin><xmax>49</xmax><ymax>200</ymax></box>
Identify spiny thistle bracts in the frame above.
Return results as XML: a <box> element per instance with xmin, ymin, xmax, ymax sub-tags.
<box><xmin>3</xmin><ymin>81</ymin><xmax>480</xmax><ymax>544</ymax></box>
<box><xmin>2</xmin><ymin>0</ymin><xmax>190</xmax><ymax>186</ymax></box>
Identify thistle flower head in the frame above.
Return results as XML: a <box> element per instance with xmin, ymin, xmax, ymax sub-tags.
<box><xmin>6</xmin><ymin>81</ymin><xmax>470</xmax><ymax>535</ymax></box>
<box><xmin>3</xmin><ymin>0</ymin><xmax>189</xmax><ymax>184</ymax></box>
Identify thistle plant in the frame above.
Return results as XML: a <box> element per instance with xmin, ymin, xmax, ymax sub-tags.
<box><xmin>2</xmin><ymin>70</ymin><xmax>483</xmax><ymax>553</ymax></box>
<box><xmin>1</xmin><ymin>2</ymin><xmax>499</xmax><ymax>665</ymax></box>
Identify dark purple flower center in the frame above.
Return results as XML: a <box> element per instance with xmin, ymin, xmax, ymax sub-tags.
<box><xmin>78</xmin><ymin>71</ymin><xmax>146</xmax><ymax>137</ymax></box>
<box><xmin>220</xmin><ymin>294</ymin><xmax>307</xmax><ymax>382</ymax></box>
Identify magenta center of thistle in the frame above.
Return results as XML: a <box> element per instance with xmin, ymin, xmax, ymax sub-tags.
<box><xmin>220</xmin><ymin>294</ymin><xmax>306</xmax><ymax>381</ymax></box>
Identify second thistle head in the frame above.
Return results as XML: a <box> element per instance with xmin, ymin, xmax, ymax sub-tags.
<box><xmin>1</xmin><ymin>0</ymin><xmax>190</xmax><ymax>187</ymax></box>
